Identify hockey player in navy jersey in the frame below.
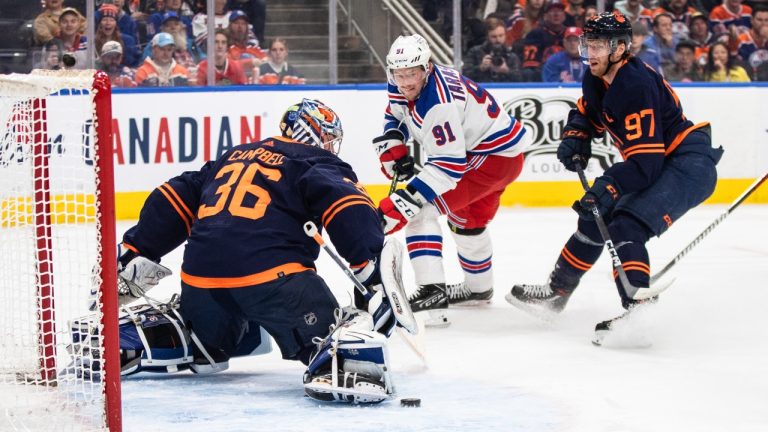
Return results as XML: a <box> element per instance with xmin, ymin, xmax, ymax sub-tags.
<box><xmin>374</xmin><ymin>34</ymin><xmax>531</xmax><ymax>327</ymax></box>
<box><xmin>105</xmin><ymin>99</ymin><xmax>413</xmax><ymax>403</ymax></box>
<box><xmin>506</xmin><ymin>12</ymin><xmax>724</xmax><ymax>337</ymax></box>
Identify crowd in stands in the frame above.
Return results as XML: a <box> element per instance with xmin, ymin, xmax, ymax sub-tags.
<box><xmin>451</xmin><ymin>0</ymin><xmax>768</xmax><ymax>82</ymax></box>
<box><xmin>30</xmin><ymin>0</ymin><xmax>305</xmax><ymax>87</ymax></box>
<box><xmin>24</xmin><ymin>0</ymin><xmax>768</xmax><ymax>86</ymax></box>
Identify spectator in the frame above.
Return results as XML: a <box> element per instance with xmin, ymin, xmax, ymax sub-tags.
<box><xmin>97</xmin><ymin>0</ymin><xmax>139</xmax><ymax>43</ymax></box>
<box><xmin>39</xmin><ymin>39</ymin><xmax>63</xmax><ymax>70</ymax></box>
<box><xmin>542</xmin><ymin>26</ymin><xmax>586</xmax><ymax>82</ymax></box>
<box><xmin>614</xmin><ymin>0</ymin><xmax>654</xmax><ymax>29</ymax></box>
<box><xmin>55</xmin><ymin>8</ymin><xmax>88</xmax><ymax>70</ymax></box>
<box><xmin>709</xmin><ymin>0</ymin><xmax>752</xmax><ymax>36</ymax></box>
<box><xmin>644</xmin><ymin>13</ymin><xmax>680</xmax><ymax>68</ymax></box>
<box><xmin>191</xmin><ymin>0</ymin><xmax>231</xmax><ymax>46</ymax></box>
<box><xmin>653</xmin><ymin>0</ymin><xmax>700</xmax><ymax>38</ymax></box>
<box><xmin>96</xmin><ymin>4</ymin><xmax>140</xmax><ymax>67</ymax></box>
<box><xmin>663</xmin><ymin>39</ymin><xmax>704</xmax><ymax>80</ymax></box>
<box><xmin>704</xmin><ymin>40</ymin><xmax>751</xmax><ymax>81</ymax></box>
<box><xmin>148</xmin><ymin>0</ymin><xmax>195</xmax><ymax>39</ymax></box>
<box><xmin>143</xmin><ymin>11</ymin><xmax>205</xmax><ymax>78</ymax></box>
<box><xmin>135</xmin><ymin>32</ymin><xmax>191</xmax><ymax>87</ymax></box>
<box><xmin>584</xmin><ymin>5</ymin><xmax>599</xmax><ymax>22</ymax></box>
<box><xmin>631</xmin><ymin>20</ymin><xmax>663</xmax><ymax>73</ymax></box>
<box><xmin>737</xmin><ymin>7</ymin><xmax>768</xmax><ymax>64</ymax></box>
<box><xmin>566</xmin><ymin>0</ymin><xmax>588</xmax><ymax>28</ymax></box>
<box><xmin>520</xmin><ymin>1</ymin><xmax>568</xmax><ymax>81</ymax></box>
<box><xmin>97</xmin><ymin>40</ymin><xmax>137</xmax><ymax>88</ymax></box>
<box><xmin>197</xmin><ymin>29</ymin><xmax>247</xmax><ymax>85</ymax></box>
<box><xmin>228</xmin><ymin>0</ymin><xmax>266</xmax><ymax>47</ymax></box>
<box><xmin>34</xmin><ymin>0</ymin><xmax>63</xmax><ymax>46</ymax></box>
<box><xmin>688</xmin><ymin>12</ymin><xmax>717</xmax><ymax>65</ymax></box>
<box><xmin>228</xmin><ymin>9</ymin><xmax>266</xmax><ymax>82</ymax></box>
<box><xmin>258</xmin><ymin>38</ymin><xmax>306</xmax><ymax>85</ymax></box>
<box><xmin>463</xmin><ymin>17</ymin><xmax>523</xmax><ymax>82</ymax></box>
<box><xmin>505</xmin><ymin>0</ymin><xmax>546</xmax><ymax>49</ymax></box>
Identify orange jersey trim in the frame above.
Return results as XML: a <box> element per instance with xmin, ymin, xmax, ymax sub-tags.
<box><xmin>123</xmin><ymin>243</ymin><xmax>139</xmax><ymax>254</ymax></box>
<box><xmin>181</xmin><ymin>262</ymin><xmax>314</xmax><ymax>288</ymax></box>
<box><xmin>321</xmin><ymin>195</ymin><xmax>376</xmax><ymax>227</ymax></box>
<box><xmin>666</xmin><ymin>122</ymin><xmax>710</xmax><ymax>156</ymax></box>
<box><xmin>157</xmin><ymin>184</ymin><xmax>192</xmax><ymax>235</ymax></box>
<box><xmin>161</xmin><ymin>183</ymin><xmax>195</xmax><ymax>221</ymax></box>
<box><xmin>624</xmin><ymin>143</ymin><xmax>665</xmax><ymax>158</ymax></box>
<box><xmin>560</xmin><ymin>247</ymin><xmax>592</xmax><ymax>271</ymax></box>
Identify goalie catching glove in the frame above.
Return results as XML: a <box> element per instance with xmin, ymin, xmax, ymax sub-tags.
<box><xmin>117</xmin><ymin>244</ymin><xmax>172</xmax><ymax>306</ymax></box>
<box><xmin>379</xmin><ymin>186</ymin><xmax>423</xmax><ymax>235</ymax></box>
<box><xmin>372</xmin><ymin>130</ymin><xmax>415</xmax><ymax>181</ymax></box>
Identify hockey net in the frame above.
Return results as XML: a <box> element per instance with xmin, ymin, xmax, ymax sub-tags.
<box><xmin>0</xmin><ymin>70</ymin><xmax>121</xmax><ymax>431</ymax></box>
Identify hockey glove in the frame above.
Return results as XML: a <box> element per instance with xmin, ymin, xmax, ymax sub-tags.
<box><xmin>117</xmin><ymin>245</ymin><xmax>171</xmax><ymax>305</ymax></box>
<box><xmin>379</xmin><ymin>187</ymin><xmax>423</xmax><ymax>235</ymax></box>
<box><xmin>557</xmin><ymin>128</ymin><xmax>592</xmax><ymax>172</ymax></box>
<box><xmin>373</xmin><ymin>130</ymin><xmax>415</xmax><ymax>181</ymax></box>
<box><xmin>573</xmin><ymin>176</ymin><xmax>621</xmax><ymax>221</ymax></box>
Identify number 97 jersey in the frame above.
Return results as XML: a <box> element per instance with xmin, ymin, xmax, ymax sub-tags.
<box><xmin>383</xmin><ymin>64</ymin><xmax>530</xmax><ymax>202</ymax></box>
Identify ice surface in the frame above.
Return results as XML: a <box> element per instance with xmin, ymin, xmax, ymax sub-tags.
<box><xmin>118</xmin><ymin>205</ymin><xmax>768</xmax><ymax>432</ymax></box>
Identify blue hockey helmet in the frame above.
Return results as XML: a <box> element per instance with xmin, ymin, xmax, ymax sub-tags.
<box><xmin>580</xmin><ymin>11</ymin><xmax>633</xmax><ymax>60</ymax></box>
<box><xmin>280</xmin><ymin>99</ymin><xmax>343</xmax><ymax>154</ymax></box>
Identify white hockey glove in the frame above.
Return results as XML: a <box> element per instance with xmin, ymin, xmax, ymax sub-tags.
<box><xmin>117</xmin><ymin>250</ymin><xmax>171</xmax><ymax>305</ymax></box>
<box><xmin>378</xmin><ymin>187</ymin><xmax>423</xmax><ymax>235</ymax></box>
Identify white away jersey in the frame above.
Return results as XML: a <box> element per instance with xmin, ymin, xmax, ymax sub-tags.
<box><xmin>383</xmin><ymin>64</ymin><xmax>529</xmax><ymax>202</ymax></box>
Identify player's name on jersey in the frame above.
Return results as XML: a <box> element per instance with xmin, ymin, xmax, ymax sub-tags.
<box><xmin>228</xmin><ymin>147</ymin><xmax>285</xmax><ymax>166</ymax></box>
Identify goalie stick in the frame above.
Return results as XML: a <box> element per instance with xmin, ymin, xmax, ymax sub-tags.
<box><xmin>574</xmin><ymin>159</ymin><xmax>671</xmax><ymax>301</ymax></box>
<box><xmin>649</xmin><ymin>171</ymin><xmax>768</xmax><ymax>285</ymax></box>
<box><xmin>303</xmin><ymin>221</ymin><xmax>417</xmax><ymax>333</ymax></box>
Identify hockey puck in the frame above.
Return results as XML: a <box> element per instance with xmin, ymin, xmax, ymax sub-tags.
<box><xmin>62</xmin><ymin>53</ymin><xmax>76</xmax><ymax>68</ymax></box>
<box><xmin>400</xmin><ymin>398</ymin><xmax>421</xmax><ymax>408</ymax></box>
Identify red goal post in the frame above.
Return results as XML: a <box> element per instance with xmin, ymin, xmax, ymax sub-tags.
<box><xmin>0</xmin><ymin>70</ymin><xmax>121</xmax><ymax>431</ymax></box>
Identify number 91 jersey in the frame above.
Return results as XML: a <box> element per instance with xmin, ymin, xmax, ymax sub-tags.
<box><xmin>122</xmin><ymin>136</ymin><xmax>383</xmax><ymax>289</ymax></box>
<box><xmin>383</xmin><ymin>64</ymin><xmax>530</xmax><ymax>202</ymax></box>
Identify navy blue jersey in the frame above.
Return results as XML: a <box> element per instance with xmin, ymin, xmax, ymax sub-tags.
<box><xmin>566</xmin><ymin>56</ymin><xmax>710</xmax><ymax>194</ymax></box>
<box><xmin>123</xmin><ymin>136</ymin><xmax>383</xmax><ymax>289</ymax></box>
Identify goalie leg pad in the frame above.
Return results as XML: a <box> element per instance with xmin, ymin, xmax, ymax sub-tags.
<box><xmin>379</xmin><ymin>237</ymin><xmax>418</xmax><ymax>334</ymax></box>
<box><xmin>304</xmin><ymin>309</ymin><xmax>393</xmax><ymax>404</ymax></box>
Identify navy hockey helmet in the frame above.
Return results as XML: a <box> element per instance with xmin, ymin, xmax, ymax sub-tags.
<box><xmin>280</xmin><ymin>99</ymin><xmax>343</xmax><ymax>154</ymax></box>
<box><xmin>580</xmin><ymin>11</ymin><xmax>633</xmax><ymax>60</ymax></box>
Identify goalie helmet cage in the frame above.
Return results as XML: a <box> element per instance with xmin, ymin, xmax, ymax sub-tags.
<box><xmin>0</xmin><ymin>70</ymin><xmax>121</xmax><ymax>431</ymax></box>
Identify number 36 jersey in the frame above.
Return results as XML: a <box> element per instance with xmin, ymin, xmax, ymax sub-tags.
<box><xmin>122</xmin><ymin>136</ymin><xmax>384</xmax><ymax>289</ymax></box>
<box><xmin>382</xmin><ymin>64</ymin><xmax>530</xmax><ymax>202</ymax></box>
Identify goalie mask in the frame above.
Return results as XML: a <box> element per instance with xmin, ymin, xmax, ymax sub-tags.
<box><xmin>280</xmin><ymin>99</ymin><xmax>343</xmax><ymax>155</ymax></box>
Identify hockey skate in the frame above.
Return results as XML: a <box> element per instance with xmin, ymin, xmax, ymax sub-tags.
<box><xmin>408</xmin><ymin>283</ymin><xmax>449</xmax><ymax>328</ymax></box>
<box><xmin>592</xmin><ymin>298</ymin><xmax>658</xmax><ymax>347</ymax></box>
<box><xmin>505</xmin><ymin>283</ymin><xmax>573</xmax><ymax>321</ymax></box>
<box><xmin>447</xmin><ymin>282</ymin><xmax>493</xmax><ymax>307</ymax></box>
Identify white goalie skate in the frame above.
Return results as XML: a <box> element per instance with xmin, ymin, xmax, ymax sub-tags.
<box><xmin>303</xmin><ymin>309</ymin><xmax>394</xmax><ymax>404</ymax></box>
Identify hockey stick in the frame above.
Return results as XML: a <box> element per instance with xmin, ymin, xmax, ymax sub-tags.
<box><xmin>649</xmin><ymin>171</ymin><xmax>768</xmax><ymax>285</ymax></box>
<box><xmin>303</xmin><ymin>221</ymin><xmax>427</xmax><ymax>363</ymax></box>
<box><xmin>574</xmin><ymin>159</ymin><xmax>669</xmax><ymax>300</ymax></box>
<box><xmin>389</xmin><ymin>172</ymin><xmax>399</xmax><ymax>195</ymax></box>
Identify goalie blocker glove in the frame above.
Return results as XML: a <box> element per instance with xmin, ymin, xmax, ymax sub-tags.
<box><xmin>372</xmin><ymin>130</ymin><xmax>415</xmax><ymax>181</ymax></box>
<box><xmin>379</xmin><ymin>186</ymin><xmax>423</xmax><ymax>235</ymax></box>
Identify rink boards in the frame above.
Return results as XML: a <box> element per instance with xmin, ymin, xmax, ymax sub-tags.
<box><xmin>50</xmin><ymin>83</ymin><xmax>768</xmax><ymax>219</ymax></box>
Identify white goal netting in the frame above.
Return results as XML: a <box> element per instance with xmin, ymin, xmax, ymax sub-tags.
<box><xmin>0</xmin><ymin>70</ymin><xmax>119</xmax><ymax>431</ymax></box>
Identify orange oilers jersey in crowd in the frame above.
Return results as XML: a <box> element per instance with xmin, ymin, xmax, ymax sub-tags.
<box><xmin>122</xmin><ymin>136</ymin><xmax>384</xmax><ymax>289</ymax></box>
<box><xmin>565</xmin><ymin>57</ymin><xmax>710</xmax><ymax>194</ymax></box>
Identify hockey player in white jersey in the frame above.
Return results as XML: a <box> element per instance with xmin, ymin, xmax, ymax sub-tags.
<box><xmin>375</xmin><ymin>34</ymin><xmax>531</xmax><ymax>326</ymax></box>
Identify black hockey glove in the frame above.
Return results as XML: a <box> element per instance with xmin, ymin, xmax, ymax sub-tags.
<box><xmin>572</xmin><ymin>176</ymin><xmax>621</xmax><ymax>221</ymax></box>
<box><xmin>557</xmin><ymin>128</ymin><xmax>592</xmax><ymax>172</ymax></box>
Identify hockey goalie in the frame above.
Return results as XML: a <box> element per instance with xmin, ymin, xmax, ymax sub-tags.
<box><xmin>70</xmin><ymin>99</ymin><xmax>417</xmax><ymax>404</ymax></box>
